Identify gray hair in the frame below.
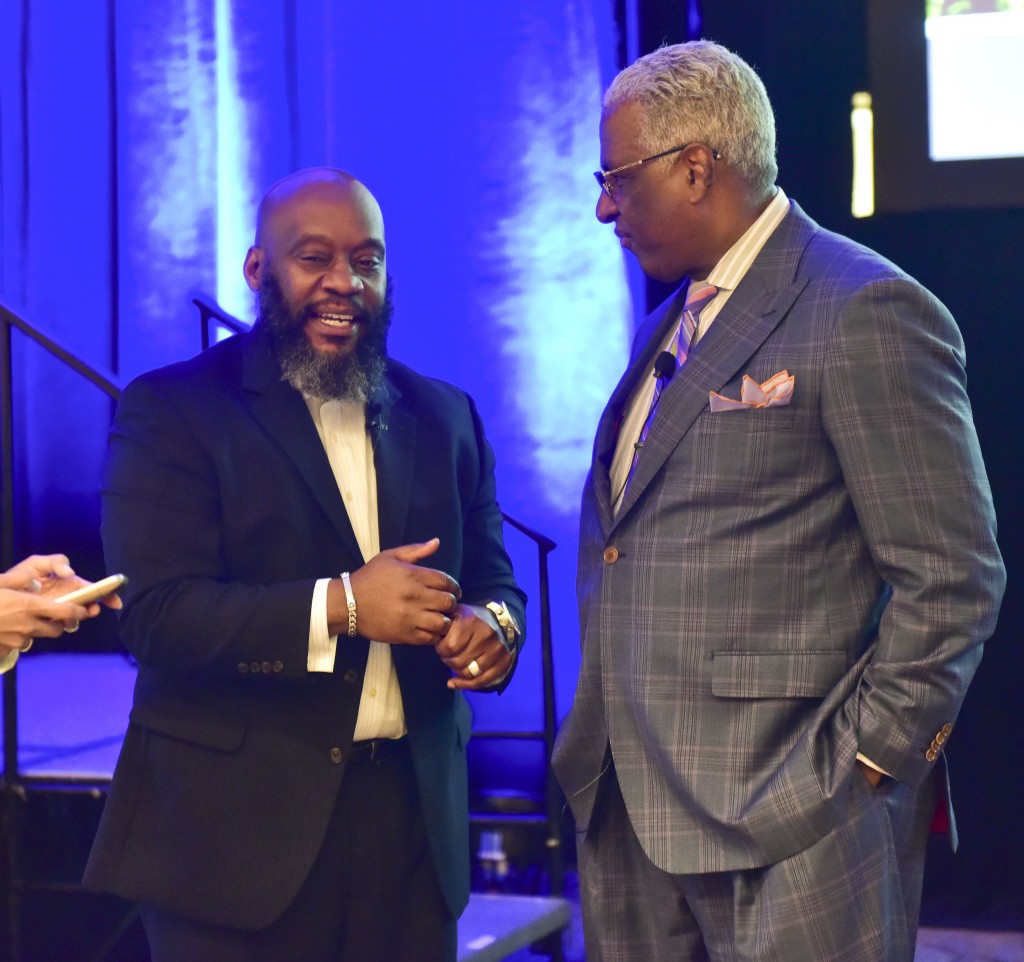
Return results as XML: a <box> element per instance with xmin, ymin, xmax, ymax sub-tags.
<box><xmin>605</xmin><ymin>41</ymin><xmax>778</xmax><ymax>197</ymax></box>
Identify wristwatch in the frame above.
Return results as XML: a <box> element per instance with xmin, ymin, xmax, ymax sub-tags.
<box><xmin>484</xmin><ymin>600</ymin><xmax>520</xmax><ymax>653</ymax></box>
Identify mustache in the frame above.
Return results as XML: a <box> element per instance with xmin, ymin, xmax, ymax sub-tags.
<box><xmin>303</xmin><ymin>299</ymin><xmax>365</xmax><ymax>319</ymax></box>
<box><xmin>256</xmin><ymin>276</ymin><xmax>391</xmax><ymax>332</ymax></box>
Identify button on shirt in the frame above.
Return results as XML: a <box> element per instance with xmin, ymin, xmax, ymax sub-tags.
<box><xmin>305</xmin><ymin>397</ymin><xmax>405</xmax><ymax>741</ymax></box>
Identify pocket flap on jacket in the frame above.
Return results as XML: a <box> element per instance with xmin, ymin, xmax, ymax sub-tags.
<box><xmin>130</xmin><ymin>691</ymin><xmax>246</xmax><ymax>753</ymax></box>
<box><xmin>711</xmin><ymin>650</ymin><xmax>848</xmax><ymax>698</ymax></box>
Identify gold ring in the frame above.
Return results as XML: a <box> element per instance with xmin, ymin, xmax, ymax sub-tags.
<box><xmin>24</xmin><ymin>639</ymin><xmax>34</xmax><ymax>652</ymax></box>
<box><xmin>467</xmin><ymin>659</ymin><xmax>481</xmax><ymax>678</ymax></box>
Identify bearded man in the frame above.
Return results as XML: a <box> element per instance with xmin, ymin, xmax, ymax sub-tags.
<box><xmin>85</xmin><ymin>168</ymin><xmax>526</xmax><ymax>962</ymax></box>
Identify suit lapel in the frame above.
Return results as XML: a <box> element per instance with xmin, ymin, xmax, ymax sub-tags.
<box><xmin>610</xmin><ymin>205</ymin><xmax>818</xmax><ymax>526</ymax></box>
<box><xmin>592</xmin><ymin>287</ymin><xmax>689</xmax><ymax>534</ymax></box>
<box><xmin>241</xmin><ymin>332</ymin><xmax>363</xmax><ymax>558</ymax></box>
<box><xmin>369</xmin><ymin>374</ymin><xmax>416</xmax><ymax>551</ymax></box>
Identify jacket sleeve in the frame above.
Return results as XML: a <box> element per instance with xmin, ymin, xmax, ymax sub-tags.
<box><xmin>454</xmin><ymin>392</ymin><xmax>527</xmax><ymax>660</ymax></box>
<box><xmin>101</xmin><ymin>374</ymin><xmax>317</xmax><ymax>678</ymax></box>
<box><xmin>822</xmin><ymin>275</ymin><xmax>1005</xmax><ymax>785</ymax></box>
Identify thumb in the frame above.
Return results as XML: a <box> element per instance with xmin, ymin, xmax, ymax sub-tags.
<box><xmin>0</xmin><ymin>572</ymin><xmax>39</xmax><ymax>591</ymax></box>
<box><xmin>389</xmin><ymin>537</ymin><xmax>441</xmax><ymax>564</ymax></box>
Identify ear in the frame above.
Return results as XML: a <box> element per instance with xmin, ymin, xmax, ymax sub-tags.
<box><xmin>243</xmin><ymin>246</ymin><xmax>263</xmax><ymax>292</ymax></box>
<box><xmin>684</xmin><ymin>145</ymin><xmax>716</xmax><ymax>199</ymax></box>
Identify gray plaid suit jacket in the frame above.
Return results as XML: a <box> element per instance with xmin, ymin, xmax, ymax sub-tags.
<box><xmin>552</xmin><ymin>200</ymin><xmax>1005</xmax><ymax>874</ymax></box>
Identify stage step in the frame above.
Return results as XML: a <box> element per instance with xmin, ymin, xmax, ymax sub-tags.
<box><xmin>460</xmin><ymin>893</ymin><xmax>570</xmax><ymax>961</ymax></box>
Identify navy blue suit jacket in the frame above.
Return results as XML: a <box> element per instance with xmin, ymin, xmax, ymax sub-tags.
<box><xmin>85</xmin><ymin>328</ymin><xmax>525</xmax><ymax>928</ymax></box>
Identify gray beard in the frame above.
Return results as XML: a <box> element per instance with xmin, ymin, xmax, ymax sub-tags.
<box><xmin>255</xmin><ymin>273</ymin><xmax>391</xmax><ymax>402</ymax></box>
<box><xmin>276</xmin><ymin>340</ymin><xmax>383</xmax><ymax>403</ymax></box>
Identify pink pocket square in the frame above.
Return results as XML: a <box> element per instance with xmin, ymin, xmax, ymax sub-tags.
<box><xmin>709</xmin><ymin>370</ymin><xmax>794</xmax><ymax>412</ymax></box>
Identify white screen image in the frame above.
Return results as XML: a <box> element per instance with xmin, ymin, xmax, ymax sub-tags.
<box><xmin>926</xmin><ymin>6</ymin><xmax>1024</xmax><ymax>162</ymax></box>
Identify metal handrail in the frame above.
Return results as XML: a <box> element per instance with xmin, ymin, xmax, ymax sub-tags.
<box><xmin>0</xmin><ymin>301</ymin><xmax>121</xmax><ymax>563</ymax></box>
<box><xmin>0</xmin><ymin>299</ymin><xmax>124</xmax><ymax>961</ymax></box>
<box><xmin>192</xmin><ymin>295</ymin><xmax>250</xmax><ymax>349</ymax></box>
<box><xmin>0</xmin><ymin>300</ymin><xmax>123</xmax><ymax>781</ymax></box>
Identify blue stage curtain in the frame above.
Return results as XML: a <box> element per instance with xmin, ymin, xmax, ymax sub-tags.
<box><xmin>1</xmin><ymin>0</ymin><xmax>631</xmax><ymax>710</ymax></box>
<box><xmin>0</xmin><ymin>0</ymin><xmax>117</xmax><ymax>569</ymax></box>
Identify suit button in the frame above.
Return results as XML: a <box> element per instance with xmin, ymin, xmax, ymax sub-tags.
<box><xmin>941</xmin><ymin>723</ymin><xmax>953</xmax><ymax>738</ymax></box>
<box><xmin>329</xmin><ymin>747</ymin><xmax>343</xmax><ymax>764</ymax></box>
<box><xmin>925</xmin><ymin>748</ymin><xmax>938</xmax><ymax>762</ymax></box>
<box><xmin>603</xmin><ymin>547</ymin><xmax>619</xmax><ymax>564</ymax></box>
<box><xmin>261</xmin><ymin>661</ymin><xmax>272</xmax><ymax>674</ymax></box>
<box><xmin>238</xmin><ymin>663</ymin><xmax>248</xmax><ymax>674</ymax></box>
<box><xmin>250</xmin><ymin>662</ymin><xmax>261</xmax><ymax>673</ymax></box>
<box><xmin>273</xmin><ymin>661</ymin><xmax>284</xmax><ymax>673</ymax></box>
<box><xmin>343</xmin><ymin>669</ymin><xmax>360</xmax><ymax>685</ymax></box>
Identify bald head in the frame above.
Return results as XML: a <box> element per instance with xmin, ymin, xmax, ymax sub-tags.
<box><xmin>254</xmin><ymin>167</ymin><xmax>384</xmax><ymax>249</ymax></box>
<box><xmin>244</xmin><ymin>166</ymin><xmax>387</xmax><ymax>302</ymax></box>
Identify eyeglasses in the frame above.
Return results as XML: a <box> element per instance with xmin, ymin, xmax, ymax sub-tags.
<box><xmin>593</xmin><ymin>143</ymin><xmax>721</xmax><ymax>199</ymax></box>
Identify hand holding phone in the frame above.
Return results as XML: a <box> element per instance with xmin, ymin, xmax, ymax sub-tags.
<box><xmin>55</xmin><ymin>573</ymin><xmax>127</xmax><ymax>605</ymax></box>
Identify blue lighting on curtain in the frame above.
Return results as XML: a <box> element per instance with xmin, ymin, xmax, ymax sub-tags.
<box><xmin>3</xmin><ymin>0</ymin><xmax>632</xmax><ymax>724</ymax></box>
<box><xmin>688</xmin><ymin>0</ymin><xmax>704</xmax><ymax>39</ymax></box>
<box><xmin>214</xmin><ymin>0</ymin><xmax>255</xmax><ymax>322</ymax></box>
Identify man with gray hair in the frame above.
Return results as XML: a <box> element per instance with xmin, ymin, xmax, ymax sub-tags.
<box><xmin>552</xmin><ymin>40</ymin><xmax>1003</xmax><ymax>961</ymax></box>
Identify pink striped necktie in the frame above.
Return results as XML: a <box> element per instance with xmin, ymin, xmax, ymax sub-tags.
<box><xmin>625</xmin><ymin>281</ymin><xmax>718</xmax><ymax>485</ymax></box>
<box><xmin>674</xmin><ymin>281</ymin><xmax>718</xmax><ymax>366</ymax></box>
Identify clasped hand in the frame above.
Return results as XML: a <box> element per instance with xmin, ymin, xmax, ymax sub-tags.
<box><xmin>345</xmin><ymin>539</ymin><xmax>461</xmax><ymax>646</ymax></box>
<box><xmin>435</xmin><ymin>604</ymin><xmax>514</xmax><ymax>691</ymax></box>
<box><xmin>337</xmin><ymin>538</ymin><xmax>512</xmax><ymax>689</ymax></box>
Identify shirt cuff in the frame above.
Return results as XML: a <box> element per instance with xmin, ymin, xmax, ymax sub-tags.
<box><xmin>856</xmin><ymin>752</ymin><xmax>893</xmax><ymax>779</ymax></box>
<box><xmin>307</xmin><ymin>578</ymin><xmax>338</xmax><ymax>673</ymax></box>
<box><xmin>0</xmin><ymin>649</ymin><xmax>18</xmax><ymax>674</ymax></box>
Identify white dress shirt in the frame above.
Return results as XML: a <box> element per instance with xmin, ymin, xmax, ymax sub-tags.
<box><xmin>305</xmin><ymin>396</ymin><xmax>405</xmax><ymax>741</ymax></box>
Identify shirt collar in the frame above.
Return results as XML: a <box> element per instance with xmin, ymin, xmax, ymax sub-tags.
<box><xmin>704</xmin><ymin>187</ymin><xmax>790</xmax><ymax>292</ymax></box>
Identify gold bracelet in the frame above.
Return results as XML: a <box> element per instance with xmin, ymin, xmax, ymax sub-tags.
<box><xmin>340</xmin><ymin>572</ymin><xmax>357</xmax><ymax>637</ymax></box>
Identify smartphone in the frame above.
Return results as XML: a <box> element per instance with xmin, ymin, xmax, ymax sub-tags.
<box><xmin>55</xmin><ymin>573</ymin><xmax>127</xmax><ymax>605</ymax></box>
